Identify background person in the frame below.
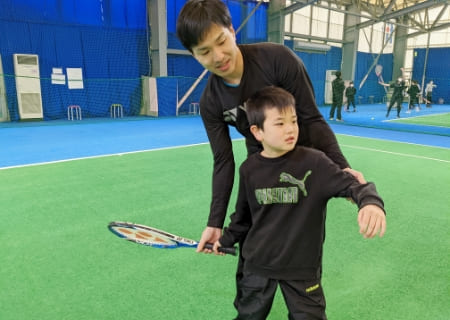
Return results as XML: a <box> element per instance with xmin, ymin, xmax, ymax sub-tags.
<box><xmin>345</xmin><ymin>81</ymin><xmax>357</xmax><ymax>112</ymax></box>
<box><xmin>407</xmin><ymin>80</ymin><xmax>420</xmax><ymax>112</ymax></box>
<box><xmin>329</xmin><ymin>71</ymin><xmax>345</xmax><ymax>121</ymax></box>
<box><xmin>425</xmin><ymin>80</ymin><xmax>437</xmax><ymax>108</ymax></box>
<box><xmin>379</xmin><ymin>68</ymin><xmax>406</xmax><ymax>118</ymax></box>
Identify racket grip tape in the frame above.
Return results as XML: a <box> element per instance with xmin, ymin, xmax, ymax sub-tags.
<box><xmin>204</xmin><ymin>243</ymin><xmax>237</xmax><ymax>256</ymax></box>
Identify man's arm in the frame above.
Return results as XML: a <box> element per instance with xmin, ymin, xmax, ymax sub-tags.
<box><xmin>200</xmin><ymin>95</ymin><xmax>235</xmax><ymax>228</ymax></box>
<box><xmin>196</xmin><ymin>94</ymin><xmax>235</xmax><ymax>253</ymax></box>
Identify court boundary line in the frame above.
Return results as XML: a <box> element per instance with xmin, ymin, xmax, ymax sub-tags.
<box><xmin>382</xmin><ymin>112</ymin><xmax>450</xmax><ymax>129</ymax></box>
<box><xmin>340</xmin><ymin>144</ymin><xmax>450</xmax><ymax>163</ymax></box>
<box><xmin>0</xmin><ymin>142</ymin><xmax>210</xmax><ymax>171</ymax></box>
<box><xmin>336</xmin><ymin>133</ymin><xmax>450</xmax><ymax>150</ymax></box>
<box><xmin>2</xmin><ymin>135</ymin><xmax>449</xmax><ymax>171</ymax></box>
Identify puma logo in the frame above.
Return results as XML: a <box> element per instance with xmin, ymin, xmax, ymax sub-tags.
<box><xmin>279</xmin><ymin>171</ymin><xmax>311</xmax><ymax>197</ymax></box>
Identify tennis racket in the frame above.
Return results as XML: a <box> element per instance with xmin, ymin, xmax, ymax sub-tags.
<box><xmin>375</xmin><ymin>64</ymin><xmax>387</xmax><ymax>93</ymax></box>
<box><xmin>108</xmin><ymin>221</ymin><xmax>237</xmax><ymax>255</ymax></box>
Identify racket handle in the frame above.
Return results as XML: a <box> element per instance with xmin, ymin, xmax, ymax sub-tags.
<box><xmin>204</xmin><ymin>243</ymin><xmax>237</xmax><ymax>256</ymax></box>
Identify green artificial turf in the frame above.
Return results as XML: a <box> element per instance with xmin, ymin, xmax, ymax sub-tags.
<box><xmin>395</xmin><ymin>112</ymin><xmax>450</xmax><ymax>128</ymax></box>
<box><xmin>0</xmin><ymin>136</ymin><xmax>449</xmax><ymax>319</ymax></box>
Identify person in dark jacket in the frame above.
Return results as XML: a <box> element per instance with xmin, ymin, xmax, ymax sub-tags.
<box><xmin>379</xmin><ymin>68</ymin><xmax>406</xmax><ymax>118</ymax></box>
<box><xmin>345</xmin><ymin>81</ymin><xmax>357</xmax><ymax>112</ymax></box>
<box><xmin>329</xmin><ymin>71</ymin><xmax>345</xmax><ymax>121</ymax></box>
<box><xmin>407</xmin><ymin>80</ymin><xmax>420</xmax><ymax>112</ymax></box>
<box><xmin>214</xmin><ymin>86</ymin><xmax>386</xmax><ymax>319</ymax></box>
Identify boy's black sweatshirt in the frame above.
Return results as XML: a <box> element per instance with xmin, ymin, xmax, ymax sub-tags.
<box><xmin>220</xmin><ymin>147</ymin><xmax>385</xmax><ymax>280</ymax></box>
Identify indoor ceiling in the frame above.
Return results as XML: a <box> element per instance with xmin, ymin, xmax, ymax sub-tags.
<box><xmin>286</xmin><ymin>0</ymin><xmax>450</xmax><ymax>34</ymax></box>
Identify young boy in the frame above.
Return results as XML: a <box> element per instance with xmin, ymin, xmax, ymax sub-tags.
<box><xmin>214</xmin><ymin>86</ymin><xmax>386</xmax><ymax>319</ymax></box>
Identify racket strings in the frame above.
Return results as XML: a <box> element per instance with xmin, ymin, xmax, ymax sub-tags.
<box><xmin>375</xmin><ymin>65</ymin><xmax>383</xmax><ymax>76</ymax></box>
<box><xmin>114</xmin><ymin>226</ymin><xmax>176</xmax><ymax>246</ymax></box>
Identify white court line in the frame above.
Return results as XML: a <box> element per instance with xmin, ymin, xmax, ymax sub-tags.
<box><xmin>1</xmin><ymin>138</ymin><xmax>449</xmax><ymax>171</ymax></box>
<box><xmin>0</xmin><ymin>142</ymin><xmax>210</xmax><ymax>171</ymax></box>
<box><xmin>336</xmin><ymin>133</ymin><xmax>450</xmax><ymax>150</ymax></box>
<box><xmin>340</xmin><ymin>144</ymin><xmax>450</xmax><ymax>163</ymax></box>
<box><xmin>382</xmin><ymin>112</ymin><xmax>450</xmax><ymax>128</ymax></box>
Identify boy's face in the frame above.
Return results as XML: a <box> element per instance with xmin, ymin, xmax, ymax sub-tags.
<box><xmin>191</xmin><ymin>23</ymin><xmax>242</xmax><ymax>84</ymax></box>
<box><xmin>251</xmin><ymin>106</ymin><xmax>298</xmax><ymax>158</ymax></box>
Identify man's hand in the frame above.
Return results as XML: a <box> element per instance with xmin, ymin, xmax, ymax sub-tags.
<box><xmin>358</xmin><ymin>204</ymin><xmax>386</xmax><ymax>238</ymax></box>
<box><xmin>344</xmin><ymin>167</ymin><xmax>366</xmax><ymax>184</ymax></box>
<box><xmin>196</xmin><ymin>226</ymin><xmax>222</xmax><ymax>253</ymax></box>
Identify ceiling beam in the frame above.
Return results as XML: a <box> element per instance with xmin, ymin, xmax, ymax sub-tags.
<box><xmin>283</xmin><ymin>0</ymin><xmax>319</xmax><ymax>15</ymax></box>
<box><xmin>356</xmin><ymin>0</ymin><xmax>447</xmax><ymax>29</ymax></box>
<box><xmin>407</xmin><ymin>21</ymin><xmax>450</xmax><ymax>38</ymax></box>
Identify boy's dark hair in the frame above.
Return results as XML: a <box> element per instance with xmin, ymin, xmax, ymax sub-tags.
<box><xmin>246</xmin><ymin>86</ymin><xmax>296</xmax><ymax>129</ymax></box>
<box><xmin>176</xmin><ymin>0</ymin><xmax>232</xmax><ymax>52</ymax></box>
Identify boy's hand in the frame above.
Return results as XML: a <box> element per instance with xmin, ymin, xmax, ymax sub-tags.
<box><xmin>197</xmin><ymin>227</ymin><xmax>222</xmax><ymax>253</ymax></box>
<box><xmin>212</xmin><ymin>240</ymin><xmax>225</xmax><ymax>256</ymax></box>
<box><xmin>358</xmin><ymin>204</ymin><xmax>386</xmax><ymax>238</ymax></box>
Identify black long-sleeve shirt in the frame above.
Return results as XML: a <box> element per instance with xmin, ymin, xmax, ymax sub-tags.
<box><xmin>200</xmin><ymin>43</ymin><xmax>350</xmax><ymax>228</ymax></box>
<box><xmin>219</xmin><ymin>147</ymin><xmax>385</xmax><ymax>280</ymax></box>
<box><xmin>345</xmin><ymin>86</ymin><xmax>357</xmax><ymax>99</ymax></box>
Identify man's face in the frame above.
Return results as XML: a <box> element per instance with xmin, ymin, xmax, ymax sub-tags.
<box><xmin>191</xmin><ymin>24</ymin><xmax>242</xmax><ymax>84</ymax></box>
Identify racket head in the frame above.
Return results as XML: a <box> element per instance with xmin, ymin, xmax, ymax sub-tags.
<box><xmin>108</xmin><ymin>221</ymin><xmax>197</xmax><ymax>248</ymax></box>
<box><xmin>375</xmin><ymin>64</ymin><xmax>383</xmax><ymax>76</ymax></box>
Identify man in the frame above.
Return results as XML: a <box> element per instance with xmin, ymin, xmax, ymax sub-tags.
<box><xmin>329</xmin><ymin>71</ymin><xmax>345</xmax><ymax>121</ymax></box>
<box><xmin>176</xmin><ymin>0</ymin><xmax>367</xmax><ymax>252</ymax></box>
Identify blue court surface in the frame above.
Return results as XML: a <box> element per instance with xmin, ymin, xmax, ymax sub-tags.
<box><xmin>0</xmin><ymin>103</ymin><xmax>449</xmax><ymax>169</ymax></box>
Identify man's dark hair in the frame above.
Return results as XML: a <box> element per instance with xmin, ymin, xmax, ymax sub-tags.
<box><xmin>246</xmin><ymin>86</ymin><xmax>296</xmax><ymax>129</ymax></box>
<box><xmin>176</xmin><ymin>0</ymin><xmax>232</xmax><ymax>52</ymax></box>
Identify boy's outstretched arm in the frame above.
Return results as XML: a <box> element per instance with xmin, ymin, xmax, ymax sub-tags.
<box><xmin>358</xmin><ymin>204</ymin><xmax>386</xmax><ymax>238</ymax></box>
